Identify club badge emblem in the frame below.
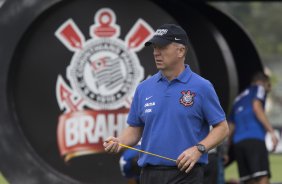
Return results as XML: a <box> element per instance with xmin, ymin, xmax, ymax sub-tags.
<box><xmin>179</xmin><ymin>90</ymin><xmax>196</xmax><ymax>107</ymax></box>
<box><xmin>54</xmin><ymin>8</ymin><xmax>154</xmax><ymax>161</ymax></box>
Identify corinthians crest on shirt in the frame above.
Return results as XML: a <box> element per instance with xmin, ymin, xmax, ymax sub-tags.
<box><xmin>55</xmin><ymin>8</ymin><xmax>154</xmax><ymax>162</ymax></box>
<box><xmin>180</xmin><ymin>90</ymin><xmax>196</xmax><ymax>107</ymax></box>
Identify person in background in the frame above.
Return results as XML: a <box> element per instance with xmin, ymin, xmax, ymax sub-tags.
<box><xmin>228</xmin><ymin>72</ymin><xmax>278</xmax><ymax>184</ymax></box>
<box><xmin>203</xmin><ymin>126</ymin><xmax>226</xmax><ymax>184</ymax></box>
<box><xmin>203</xmin><ymin>146</ymin><xmax>225</xmax><ymax>184</ymax></box>
<box><xmin>119</xmin><ymin>143</ymin><xmax>141</xmax><ymax>184</ymax></box>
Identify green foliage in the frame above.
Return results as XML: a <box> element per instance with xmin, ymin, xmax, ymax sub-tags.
<box><xmin>0</xmin><ymin>172</ymin><xmax>9</xmax><ymax>184</ymax></box>
<box><xmin>211</xmin><ymin>2</ymin><xmax>282</xmax><ymax>62</ymax></box>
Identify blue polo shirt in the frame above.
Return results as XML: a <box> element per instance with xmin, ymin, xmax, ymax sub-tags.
<box><xmin>127</xmin><ymin>65</ymin><xmax>226</xmax><ymax>166</ymax></box>
<box><xmin>229</xmin><ymin>85</ymin><xmax>267</xmax><ymax>144</ymax></box>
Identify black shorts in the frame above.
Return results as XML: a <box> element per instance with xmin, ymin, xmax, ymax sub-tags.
<box><xmin>140</xmin><ymin>164</ymin><xmax>204</xmax><ymax>184</ymax></box>
<box><xmin>234</xmin><ymin>139</ymin><xmax>270</xmax><ymax>182</ymax></box>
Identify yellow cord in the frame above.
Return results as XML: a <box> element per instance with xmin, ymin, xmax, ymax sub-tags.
<box><xmin>118</xmin><ymin>143</ymin><xmax>176</xmax><ymax>162</ymax></box>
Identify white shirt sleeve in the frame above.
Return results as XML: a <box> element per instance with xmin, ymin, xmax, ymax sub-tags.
<box><xmin>256</xmin><ymin>85</ymin><xmax>265</xmax><ymax>100</ymax></box>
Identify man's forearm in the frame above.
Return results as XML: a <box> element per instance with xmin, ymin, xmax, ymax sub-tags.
<box><xmin>253</xmin><ymin>100</ymin><xmax>274</xmax><ymax>133</ymax></box>
<box><xmin>199</xmin><ymin>120</ymin><xmax>229</xmax><ymax>151</ymax></box>
<box><xmin>118</xmin><ymin>126</ymin><xmax>143</xmax><ymax>147</ymax></box>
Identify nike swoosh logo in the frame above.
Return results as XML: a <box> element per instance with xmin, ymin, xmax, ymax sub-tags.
<box><xmin>145</xmin><ymin>96</ymin><xmax>153</xmax><ymax>100</ymax></box>
<box><xmin>175</xmin><ymin>38</ymin><xmax>181</xmax><ymax>40</ymax></box>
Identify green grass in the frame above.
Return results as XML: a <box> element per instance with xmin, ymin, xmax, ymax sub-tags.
<box><xmin>0</xmin><ymin>172</ymin><xmax>9</xmax><ymax>184</ymax></box>
<box><xmin>225</xmin><ymin>154</ymin><xmax>282</xmax><ymax>182</ymax></box>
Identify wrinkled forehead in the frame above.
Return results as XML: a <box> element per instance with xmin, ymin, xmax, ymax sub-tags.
<box><xmin>151</xmin><ymin>42</ymin><xmax>172</xmax><ymax>48</ymax></box>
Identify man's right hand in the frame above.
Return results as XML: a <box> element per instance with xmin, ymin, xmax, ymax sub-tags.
<box><xmin>270</xmin><ymin>132</ymin><xmax>279</xmax><ymax>152</ymax></box>
<box><xmin>103</xmin><ymin>137</ymin><xmax>122</xmax><ymax>153</ymax></box>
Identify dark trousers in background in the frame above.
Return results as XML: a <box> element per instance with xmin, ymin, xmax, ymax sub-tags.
<box><xmin>204</xmin><ymin>153</ymin><xmax>225</xmax><ymax>184</ymax></box>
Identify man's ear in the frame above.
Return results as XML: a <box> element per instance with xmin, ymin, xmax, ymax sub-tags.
<box><xmin>178</xmin><ymin>47</ymin><xmax>186</xmax><ymax>58</ymax></box>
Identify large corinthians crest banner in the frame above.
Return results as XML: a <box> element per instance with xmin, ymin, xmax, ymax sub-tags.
<box><xmin>55</xmin><ymin>8</ymin><xmax>154</xmax><ymax>161</ymax></box>
<box><xmin>3</xmin><ymin>0</ymin><xmax>180</xmax><ymax>182</ymax></box>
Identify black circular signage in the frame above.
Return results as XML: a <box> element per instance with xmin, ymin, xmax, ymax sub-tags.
<box><xmin>3</xmin><ymin>0</ymin><xmax>197</xmax><ymax>183</ymax></box>
<box><xmin>0</xmin><ymin>0</ymin><xmax>263</xmax><ymax>183</ymax></box>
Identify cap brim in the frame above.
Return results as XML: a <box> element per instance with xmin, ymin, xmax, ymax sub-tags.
<box><xmin>144</xmin><ymin>36</ymin><xmax>172</xmax><ymax>47</ymax></box>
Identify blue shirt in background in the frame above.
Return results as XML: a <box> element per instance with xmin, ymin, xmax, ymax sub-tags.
<box><xmin>229</xmin><ymin>85</ymin><xmax>267</xmax><ymax>144</ymax></box>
